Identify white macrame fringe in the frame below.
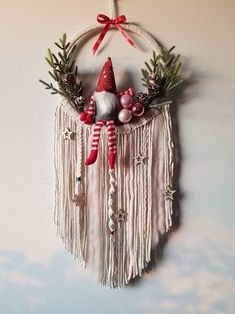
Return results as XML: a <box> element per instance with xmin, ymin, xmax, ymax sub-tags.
<box><xmin>54</xmin><ymin>100</ymin><xmax>174</xmax><ymax>288</ymax></box>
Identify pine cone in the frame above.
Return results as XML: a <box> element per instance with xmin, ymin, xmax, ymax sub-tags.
<box><xmin>148</xmin><ymin>87</ymin><xmax>161</xmax><ymax>98</ymax></box>
<box><xmin>136</xmin><ymin>92</ymin><xmax>151</xmax><ymax>106</ymax></box>
<box><xmin>62</xmin><ymin>72</ymin><xmax>76</xmax><ymax>85</ymax></box>
<box><xmin>148</xmin><ymin>73</ymin><xmax>161</xmax><ymax>96</ymax></box>
<box><xmin>72</xmin><ymin>82</ymin><xmax>83</xmax><ymax>96</ymax></box>
<box><xmin>148</xmin><ymin>73</ymin><xmax>159</xmax><ymax>84</ymax></box>
<box><xmin>62</xmin><ymin>72</ymin><xmax>83</xmax><ymax>97</ymax></box>
<box><xmin>73</xmin><ymin>96</ymin><xmax>86</xmax><ymax>112</ymax></box>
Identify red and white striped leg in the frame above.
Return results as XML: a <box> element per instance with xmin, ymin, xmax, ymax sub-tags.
<box><xmin>107</xmin><ymin>120</ymin><xmax>117</xmax><ymax>169</ymax></box>
<box><xmin>85</xmin><ymin>120</ymin><xmax>105</xmax><ymax>166</ymax></box>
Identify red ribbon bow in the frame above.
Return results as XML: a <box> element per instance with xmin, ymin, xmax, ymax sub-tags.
<box><xmin>92</xmin><ymin>14</ymin><xmax>136</xmax><ymax>55</ymax></box>
<box><xmin>119</xmin><ymin>88</ymin><xmax>135</xmax><ymax>97</ymax></box>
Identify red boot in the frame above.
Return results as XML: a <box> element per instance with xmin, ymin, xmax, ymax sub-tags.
<box><xmin>85</xmin><ymin>150</ymin><xmax>98</xmax><ymax>166</ymax></box>
<box><xmin>108</xmin><ymin>152</ymin><xmax>116</xmax><ymax>169</ymax></box>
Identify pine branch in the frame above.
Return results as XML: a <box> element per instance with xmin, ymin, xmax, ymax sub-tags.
<box><xmin>140</xmin><ymin>46</ymin><xmax>183</xmax><ymax>108</ymax></box>
<box><xmin>54</xmin><ymin>42</ymin><xmax>63</xmax><ymax>49</ymax></box>
<box><xmin>45</xmin><ymin>57</ymin><xmax>54</xmax><ymax>68</ymax></box>
<box><xmin>39</xmin><ymin>80</ymin><xmax>65</xmax><ymax>96</ymax></box>
<box><xmin>48</xmin><ymin>71</ymin><xmax>58</xmax><ymax>81</ymax></box>
<box><xmin>39</xmin><ymin>33</ymin><xmax>83</xmax><ymax>110</ymax></box>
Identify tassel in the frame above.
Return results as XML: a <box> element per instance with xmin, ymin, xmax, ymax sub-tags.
<box><xmin>108</xmin><ymin>169</ymin><xmax>116</xmax><ymax>234</ymax></box>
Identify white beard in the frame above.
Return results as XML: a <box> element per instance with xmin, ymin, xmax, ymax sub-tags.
<box><xmin>93</xmin><ymin>91</ymin><xmax>119</xmax><ymax>121</ymax></box>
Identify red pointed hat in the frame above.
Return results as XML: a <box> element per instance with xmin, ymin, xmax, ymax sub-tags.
<box><xmin>96</xmin><ymin>57</ymin><xmax>117</xmax><ymax>94</ymax></box>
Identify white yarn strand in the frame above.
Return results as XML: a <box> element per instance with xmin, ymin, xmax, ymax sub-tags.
<box><xmin>162</xmin><ymin>105</ymin><xmax>174</xmax><ymax>231</ymax></box>
<box><xmin>110</xmin><ymin>0</ymin><xmax>116</xmax><ymax>18</ymax></box>
<box><xmin>108</xmin><ymin>169</ymin><xmax>116</xmax><ymax>234</ymax></box>
<box><xmin>76</xmin><ymin>122</ymin><xmax>86</xmax><ymax>265</ymax></box>
<box><xmin>107</xmin><ymin>169</ymin><xmax>117</xmax><ymax>288</ymax></box>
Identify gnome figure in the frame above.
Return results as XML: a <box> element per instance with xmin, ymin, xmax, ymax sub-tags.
<box><xmin>80</xmin><ymin>57</ymin><xmax>120</xmax><ymax>169</ymax></box>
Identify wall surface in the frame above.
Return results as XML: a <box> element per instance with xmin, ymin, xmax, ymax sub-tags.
<box><xmin>0</xmin><ymin>0</ymin><xmax>235</xmax><ymax>313</ymax></box>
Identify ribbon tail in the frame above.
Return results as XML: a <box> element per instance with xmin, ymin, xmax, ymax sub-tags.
<box><xmin>116</xmin><ymin>25</ymin><xmax>137</xmax><ymax>48</ymax></box>
<box><xmin>92</xmin><ymin>24</ymin><xmax>110</xmax><ymax>55</ymax></box>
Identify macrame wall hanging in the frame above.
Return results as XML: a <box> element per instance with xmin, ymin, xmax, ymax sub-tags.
<box><xmin>40</xmin><ymin>0</ymin><xmax>182</xmax><ymax>288</ymax></box>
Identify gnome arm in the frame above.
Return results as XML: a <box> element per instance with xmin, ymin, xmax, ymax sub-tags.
<box><xmin>80</xmin><ymin>96</ymin><xmax>96</xmax><ymax>124</ymax></box>
<box><xmin>87</xmin><ymin>96</ymin><xmax>96</xmax><ymax>116</ymax></box>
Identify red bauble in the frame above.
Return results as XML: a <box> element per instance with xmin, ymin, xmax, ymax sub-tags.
<box><xmin>131</xmin><ymin>102</ymin><xmax>145</xmax><ymax>117</ymax></box>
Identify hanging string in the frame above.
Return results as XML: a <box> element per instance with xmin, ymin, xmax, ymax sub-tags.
<box><xmin>110</xmin><ymin>0</ymin><xmax>116</xmax><ymax>18</ymax></box>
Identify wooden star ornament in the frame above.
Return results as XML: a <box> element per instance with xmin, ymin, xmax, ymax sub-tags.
<box><xmin>115</xmin><ymin>209</ymin><xmax>127</xmax><ymax>223</ymax></box>
<box><xmin>133</xmin><ymin>153</ymin><xmax>146</xmax><ymax>165</ymax></box>
<box><xmin>161</xmin><ymin>185</ymin><xmax>176</xmax><ymax>201</ymax></box>
<box><xmin>72</xmin><ymin>193</ymin><xmax>85</xmax><ymax>207</ymax></box>
<box><xmin>63</xmin><ymin>127</ymin><xmax>75</xmax><ymax>140</ymax></box>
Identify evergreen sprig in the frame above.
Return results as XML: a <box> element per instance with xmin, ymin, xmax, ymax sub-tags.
<box><xmin>39</xmin><ymin>33</ymin><xmax>81</xmax><ymax>107</ymax></box>
<box><xmin>40</xmin><ymin>36</ymin><xmax>182</xmax><ymax>113</ymax></box>
<box><xmin>141</xmin><ymin>46</ymin><xmax>183</xmax><ymax>108</ymax></box>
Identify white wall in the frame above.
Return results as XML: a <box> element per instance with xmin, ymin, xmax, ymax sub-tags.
<box><xmin>0</xmin><ymin>1</ymin><xmax>234</xmax><ymax>313</ymax></box>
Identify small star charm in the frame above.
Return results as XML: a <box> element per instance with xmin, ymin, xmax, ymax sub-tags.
<box><xmin>133</xmin><ymin>153</ymin><xmax>146</xmax><ymax>165</ymax></box>
<box><xmin>72</xmin><ymin>193</ymin><xmax>85</xmax><ymax>207</ymax></box>
<box><xmin>115</xmin><ymin>209</ymin><xmax>127</xmax><ymax>223</ymax></box>
<box><xmin>63</xmin><ymin>127</ymin><xmax>75</xmax><ymax>140</ymax></box>
<box><xmin>161</xmin><ymin>185</ymin><xmax>176</xmax><ymax>201</ymax></box>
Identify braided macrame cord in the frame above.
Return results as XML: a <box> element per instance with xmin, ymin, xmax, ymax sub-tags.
<box><xmin>54</xmin><ymin>2</ymin><xmax>175</xmax><ymax>288</ymax></box>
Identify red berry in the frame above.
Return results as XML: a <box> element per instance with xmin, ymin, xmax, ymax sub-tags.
<box><xmin>80</xmin><ymin>112</ymin><xmax>87</xmax><ymax>121</ymax></box>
